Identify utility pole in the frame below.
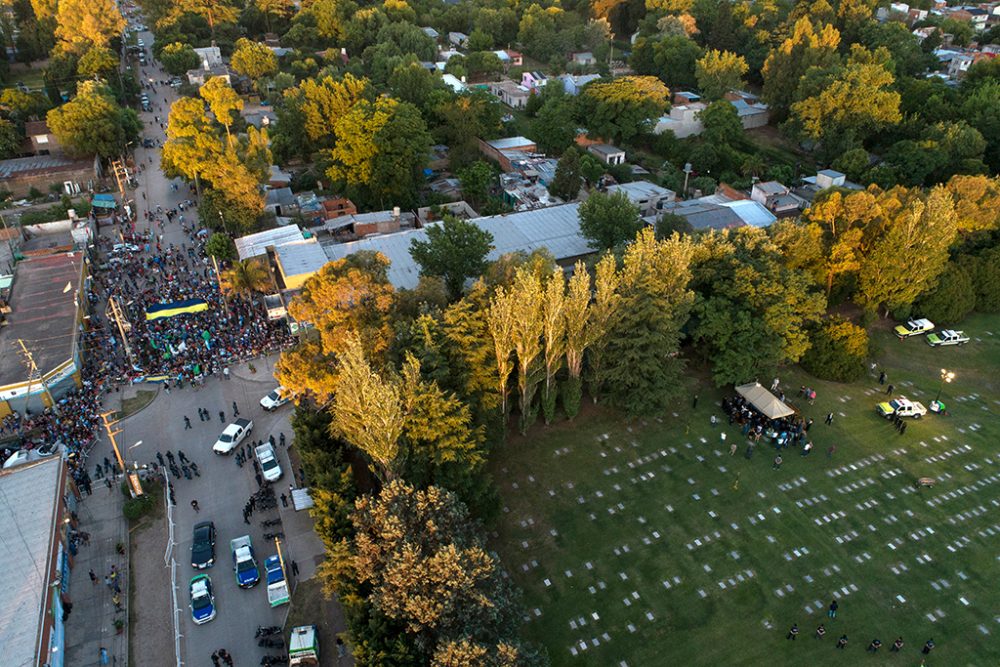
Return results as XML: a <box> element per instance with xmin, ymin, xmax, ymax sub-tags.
<box><xmin>107</xmin><ymin>293</ymin><xmax>139</xmax><ymax>371</ymax></box>
<box><xmin>100</xmin><ymin>411</ymin><xmax>143</xmax><ymax>497</ymax></box>
<box><xmin>16</xmin><ymin>338</ymin><xmax>57</xmax><ymax>413</ymax></box>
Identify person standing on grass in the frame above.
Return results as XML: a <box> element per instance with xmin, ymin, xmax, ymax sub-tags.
<box><xmin>773</xmin><ymin>455</ymin><xmax>783</xmax><ymax>470</ymax></box>
<box><xmin>815</xmin><ymin>624</ymin><xmax>826</xmax><ymax>639</ymax></box>
<box><xmin>730</xmin><ymin>442</ymin><xmax>738</xmax><ymax>456</ymax></box>
<box><xmin>825</xmin><ymin>412</ymin><xmax>834</xmax><ymax>425</ymax></box>
<box><xmin>879</xmin><ymin>370</ymin><xmax>886</xmax><ymax>385</ymax></box>
<box><xmin>787</xmin><ymin>623</ymin><xmax>799</xmax><ymax>640</ymax></box>
<box><xmin>836</xmin><ymin>635</ymin><xmax>848</xmax><ymax>649</ymax></box>
<box><xmin>922</xmin><ymin>639</ymin><xmax>934</xmax><ymax>654</ymax></box>
<box><xmin>900</xmin><ymin>421</ymin><xmax>907</xmax><ymax>435</ymax></box>
<box><xmin>867</xmin><ymin>638</ymin><xmax>882</xmax><ymax>653</ymax></box>
<box><xmin>891</xmin><ymin>637</ymin><xmax>904</xmax><ymax>652</ymax></box>
<box><xmin>827</xmin><ymin>445</ymin><xmax>836</xmax><ymax>459</ymax></box>
<box><xmin>886</xmin><ymin>383</ymin><xmax>894</xmax><ymax>395</ymax></box>
<box><xmin>828</xmin><ymin>600</ymin><xmax>838</xmax><ymax>618</ymax></box>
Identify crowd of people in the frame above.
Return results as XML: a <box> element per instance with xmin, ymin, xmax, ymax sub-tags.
<box><xmin>720</xmin><ymin>394</ymin><xmax>813</xmax><ymax>453</ymax></box>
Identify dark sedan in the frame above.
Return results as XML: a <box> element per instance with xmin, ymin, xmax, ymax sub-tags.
<box><xmin>191</xmin><ymin>521</ymin><xmax>216</xmax><ymax>569</ymax></box>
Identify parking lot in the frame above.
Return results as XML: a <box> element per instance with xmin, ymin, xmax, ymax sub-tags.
<box><xmin>118</xmin><ymin>361</ymin><xmax>329</xmax><ymax>665</ymax></box>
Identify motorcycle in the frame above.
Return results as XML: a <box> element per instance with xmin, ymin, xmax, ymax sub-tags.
<box><xmin>255</xmin><ymin>625</ymin><xmax>282</xmax><ymax>638</ymax></box>
<box><xmin>258</xmin><ymin>638</ymin><xmax>285</xmax><ymax>649</ymax></box>
<box><xmin>263</xmin><ymin>532</ymin><xmax>284</xmax><ymax>540</ymax></box>
<box><xmin>260</xmin><ymin>518</ymin><xmax>282</xmax><ymax>528</ymax></box>
<box><xmin>261</xmin><ymin>657</ymin><xmax>288</xmax><ymax>666</ymax></box>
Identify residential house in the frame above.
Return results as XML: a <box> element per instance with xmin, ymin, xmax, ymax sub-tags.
<box><xmin>505</xmin><ymin>49</ymin><xmax>523</xmax><ymax>67</ymax></box>
<box><xmin>521</xmin><ymin>71</ymin><xmax>548</xmax><ymax>91</ymax></box>
<box><xmin>673</xmin><ymin>91</ymin><xmax>701</xmax><ymax>105</ymax></box>
<box><xmin>478</xmin><ymin>136</ymin><xmax>538</xmax><ymax>171</ymax></box>
<box><xmin>570</xmin><ymin>51</ymin><xmax>597</xmax><ymax>66</ymax></box>
<box><xmin>264</xmin><ymin>187</ymin><xmax>297</xmax><ymax>216</ymax></box>
<box><xmin>560</xmin><ymin>73</ymin><xmax>601</xmax><ymax>95</ymax></box>
<box><xmin>0</xmin><ymin>154</ymin><xmax>98</xmax><ymax>198</ymax></box>
<box><xmin>429</xmin><ymin>176</ymin><xmax>463</xmax><ymax>200</ymax></box>
<box><xmin>501</xmin><ymin>172</ymin><xmax>562</xmax><ymax>210</ymax></box>
<box><xmin>724</xmin><ymin>91</ymin><xmax>770</xmax><ymax>129</ymax></box>
<box><xmin>793</xmin><ymin>169</ymin><xmax>865</xmax><ymax>202</ymax></box>
<box><xmin>653</xmin><ymin>196</ymin><xmax>776</xmax><ymax>231</ymax></box>
<box><xmin>416</xmin><ymin>200</ymin><xmax>479</xmax><ymax>225</ymax></box>
<box><xmin>448</xmin><ymin>32</ymin><xmax>468</xmax><ymax>48</ymax></box>
<box><xmin>606</xmin><ymin>181</ymin><xmax>675</xmax><ymax>216</ymax></box>
<box><xmin>24</xmin><ymin>121</ymin><xmax>59</xmax><ymax>156</ymax></box>
<box><xmin>274</xmin><ymin>240</ymin><xmax>329</xmax><ymax>289</ymax></box>
<box><xmin>587</xmin><ymin>143</ymin><xmax>626</xmax><ymax>166</ymax></box>
<box><xmin>193</xmin><ymin>45</ymin><xmax>223</xmax><ymax>67</ymax></box>
<box><xmin>489</xmin><ymin>80</ymin><xmax>531</xmax><ymax>109</ymax></box>
<box><xmin>268</xmin><ymin>165</ymin><xmax>291</xmax><ymax>188</ymax></box>
<box><xmin>322</xmin><ymin>196</ymin><xmax>357</xmax><ymax>221</ymax></box>
<box><xmin>326</xmin><ymin>208</ymin><xmax>416</xmax><ymax>237</ymax></box>
<box><xmin>750</xmin><ymin>181</ymin><xmax>803</xmax><ymax>217</ymax></box>
<box><xmin>653</xmin><ymin>102</ymin><xmax>707</xmax><ymax>138</ymax></box>
<box><xmin>421</xmin><ymin>26</ymin><xmax>440</xmax><ymax>40</ymax></box>
<box><xmin>187</xmin><ymin>63</ymin><xmax>231</xmax><ymax>86</ymax></box>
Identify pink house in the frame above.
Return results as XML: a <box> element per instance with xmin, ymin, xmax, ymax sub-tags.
<box><xmin>521</xmin><ymin>71</ymin><xmax>548</xmax><ymax>91</ymax></box>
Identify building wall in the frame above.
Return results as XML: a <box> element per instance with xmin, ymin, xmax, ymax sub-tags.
<box><xmin>0</xmin><ymin>165</ymin><xmax>96</xmax><ymax>198</ymax></box>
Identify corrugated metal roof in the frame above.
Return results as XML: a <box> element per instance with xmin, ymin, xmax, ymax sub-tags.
<box><xmin>719</xmin><ymin>200</ymin><xmax>777</xmax><ymax>228</ymax></box>
<box><xmin>275</xmin><ymin>240</ymin><xmax>329</xmax><ymax>277</ymax></box>
<box><xmin>322</xmin><ymin>203</ymin><xmax>589</xmax><ymax>289</ymax></box>
<box><xmin>235</xmin><ymin>225</ymin><xmax>305</xmax><ymax>260</ymax></box>
<box><xmin>607</xmin><ymin>181</ymin><xmax>675</xmax><ymax>201</ymax></box>
<box><xmin>486</xmin><ymin>136</ymin><xmax>535</xmax><ymax>150</ymax></box>
<box><xmin>0</xmin><ymin>457</ymin><xmax>64</xmax><ymax>667</ymax></box>
<box><xmin>0</xmin><ymin>154</ymin><xmax>80</xmax><ymax>178</ymax></box>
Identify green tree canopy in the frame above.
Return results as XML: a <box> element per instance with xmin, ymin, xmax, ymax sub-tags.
<box><xmin>409</xmin><ymin>215</ymin><xmax>495</xmax><ymax>299</ymax></box>
<box><xmin>578</xmin><ymin>76</ymin><xmax>670</xmax><ymax>143</ymax></box>
<box><xmin>577</xmin><ymin>191</ymin><xmax>642</xmax><ymax>250</ymax></box>
<box><xmin>549</xmin><ymin>146</ymin><xmax>584</xmax><ymax>201</ymax></box>
<box><xmin>47</xmin><ymin>81</ymin><xmax>141</xmax><ymax>158</ymax></box>
<box><xmin>159</xmin><ymin>42</ymin><xmax>201</xmax><ymax>77</ymax></box>
<box><xmin>695</xmin><ymin>49</ymin><xmax>748</xmax><ymax>100</ymax></box>
<box><xmin>762</xmin><ymin>16</ymin><xmax>840</xmax><ymax>121</ymax></box>
<box><xmin>55</xmin><ymin>0</ymin><xmax>125</xmax><ymax>52</ymax></box>
<box><xmin>230</xmin><ymin>38</ymin><xmax>278</xmax><ymax>83</ymax></box>
<box><xmin>801</xmin><ymin>316</ymin><xmax>869</xmax><ymax>383</ymax></box>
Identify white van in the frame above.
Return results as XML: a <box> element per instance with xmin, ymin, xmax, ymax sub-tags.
<box><xmin>255</xmin><ymin>442</ymin><xmax>282</xmax><ymax>482</ymax></box>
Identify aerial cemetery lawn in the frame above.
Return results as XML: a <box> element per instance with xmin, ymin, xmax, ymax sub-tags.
<box><xmin>492</xmin><ymin>314</ymin><xmax>1000</xmax><ymax>666</ymax></box>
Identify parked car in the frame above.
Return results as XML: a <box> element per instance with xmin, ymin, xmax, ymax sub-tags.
<box><xmin>264</xmin><ymin>555</ymin><xmax>290</xmax><ymax>607</ymax></box>
<box><xmin>112</xmin><ymin>243</ymin><xmax>140</xmax><ymax>254</ymax></box>
<box><xmin>230</xmin><ymin>535</ymin><xmax>260</xmax><ymax>588</ymax></box>
<box><xmin>213</xmin><ymin>418</ymin><xmax>253</xmax><ymax>454</ymax></box>
<box><xmin>926</xmin><ymin>329</ymin><xmax>970</xmax><ymax>346</ymax></box>
<box><xmin>259</xmin><ymin>386</ymin><xmax>290</xmax><ymax>411</ymax></box>
<box><xmin>189</xmin><ymin>574</ymin><xmax>216</xmax><ymax>624</ymax></box>
<box><xmin>289</xmin><ymin>625</ymin><xmax>319</xmax><ymax>666</ymax></box>
<box><xmin>876</xmin><ymin>397</ymin><xmax>927</xmax><ymax>419</ymax></box>
<box><xmin>255</xmin><ymin>442</ymin><xmax>282</xmax><ymax>482</ymax></box>
<box><xmin>894</xmin><ymin>318</ymin><xmax>934</xmax><ymax>339</ymax></box>
<box><xmin>191</xmin><ymin>521</ymin><xmax>216</xmax><ymax>569</ymax></box>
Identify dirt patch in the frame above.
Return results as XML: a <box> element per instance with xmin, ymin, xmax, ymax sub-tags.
<box><xmin>118</xmin><ymin>389</ymin><xmax>158</xmax><ymax>419</ymax></box>
<box><xmin>285</xmin><ymin>578</ymin><xmax>350</xmax><ymax>666</ymax></box>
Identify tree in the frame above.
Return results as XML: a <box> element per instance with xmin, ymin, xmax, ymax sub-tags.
<box><xmin>578</xmin><ymin>76</ymin><xmax>670</xmax><ymax>143</ymax></box>
<box><xmin>801</xmin><ymin>316</ymin><xmax>869</xmax><ymax>383</ymax></box>
<box><xmin>630</xmin><ymin>34</ymin><xmax>702</xmax><ymax>91</ymax></box>
<box><xmin>690</xmin><ymin>228</ymin><xmax>827</xmax><ymax>386</ymax></box>
<box><xmin>162</xmin><ymin>96</ymin><xmax>224</xmax><ymax>186</ymax></box>
<box><xmin>160</xmin><ymin>42</ymin><xmax>201</xmax><ymax>76</ymax></box>
<box><xmin>200</xmin><ymin>76</ymin><xmax>243</xmax><ymax>145</ymax></box>
<box><xmin>762</xmin><ymin>16</ymin><xmax>840</xmax><ymax>120</ymax></box>
<box><xmin>287</xmin><ymin>252</ymin><xmax>396</xmax><ymax>366</ymax></box>
<box><xmin>331</xmin><ymin>334</ymin><xmax>403</xmax><ymax>480</ymax></box>
<box><xmin>230</xmin><ymin>38</ymin><xmax>278</xmax><ymax>85</ymax></box>
<box><xmin>0</xmin><ymin>119</ymin><xmax>22</xmax><ymax>158</ymax></box>
<box><xmin>351</xmin><ymin>481</ymin><xmax>523</xmax><ymax>657</ymax></box>
<box><xmin>456</xmin><ymin>161</ymin><xmax>495</xmax><ymax>210</ymax></box>
<box><xmin>699</xmin><ymin>99</ymin><xmax>743</xmax><ymax>147</ymax></box>
<box><xmin>695</xmin><ymin>49</ymin><xmax>748</xmax><ymax>100</ymax></box>
<box><xmin>47</xmin><ymin>81</ymin><xmax>140</xmax><ymax>158</ymax></box>
<box><xmin>856</xmin><ymin>187</ymin><xmax>958</xmax><ymax>314</ymax></box>
<box><xmin>432</xmin><ymin>91</ymin><xmax>503</xmax><ymax>167</ymax></box>
<box><xmin>277</xmin><ymin>74</ymin><xmax>368</xmax><ymax>152</ymax></box>
<box><xmin>967</xmin><ymin>245</ymin><xmax>1000</xmax><ymax>312</ymax></box>
<box><xmin>55</xmin><ymin>0</ymin><xmax>125</xmax><ymax>51</ymax></box>
<box><xmin>464</xmin><ymin>51</ymin><xmax>504</xmax><ymax>80</ymax></box>
<box><xmin>389</xmin><ymin>60</ymin><xmax>442</xmax><ymax>109</ymax></box>
<box><xmin>409</xmin><ymin>216</ymin><xmax>495</xmax><ymax>299</ymax></box>
<box><xmin>960</xmin><ymin>81</ymin><xmax>1000</xmax><ymax>172</ymax></box>
<box><xmin>584</xmin><ymin>254</ymin><xmax>622</xmax><ymax>402</ymax></box>
<box><xmin>549</xmin><ymin>147</ymin><xmax>583</xmax><ymax>201</ymax></box>
<box><xmin>485</xmin><ymin>283</ymin><xmax>517</xmax><ymax>420</ymax></box>
<box><xmin>790</xmin><ymin>46</ymin><xmax>901</xmax><ymax>145</ymax></box>
<box><xmin>915</xmin><ymin>261</ymin><xmax>975</xmax><ymax>324</ymax></box>
<box><xmin>577</xmin><ymin>191</ymin><xmax>641</xmax><ymax>250</ymax></box>
<box><xmin>540</xmin><ymin>270</ymin><xmax>566</xmax><ymax>424</ymax></box>
<box><xmin>204</xmin><ymin>232</ymin><xmax>236</xmax><ymax>260</ymax></box>
<box><xmin>327</xmin><ymin>97</ymin><xmax>431</xmax><ymax>207</ymax></box>
<box><xmin>221</xmin><ymin>258</ymin><xmax>271</xmax><ymax>300</ymax></box>
<box><xmin>655</xmin><ymin>212</ymin><xmax>693</xmax><ymax>238</ymax></box>
<box><xmin>561</xmin><ymin>262</ymin><xmax>591</xmax><ymax>418</ymax></box>
<box><xmin>532</xmin><ymin>88</ymin><xmax>577</xmax><ymax>155</ymax></box>
<box><xmin>77</xmin><ymin>47</ymin><xmax>118</xmax><ymax>79</ymax></box>
<box><xmin>157</xmin><ymin>0</ymin><xmax>240</xmax><ymax>37</ymax></box>
<box><xmin>603</xmin><ymin>229</ymin><xmax>694</xmax><ymax>415</ymax></box>
<box><xmin>508</xmin><ymin>268</ymin><xmax>545</xmax><ymax>434</ymax></box>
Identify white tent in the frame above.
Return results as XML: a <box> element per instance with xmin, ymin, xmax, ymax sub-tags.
<box><xmin>735</xmin><ymin>382</ymin><xmax>795</xmax><ymax>419</ymax></box>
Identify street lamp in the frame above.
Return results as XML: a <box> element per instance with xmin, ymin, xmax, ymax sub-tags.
<box><xmin>935</xmin><ymin>368</ymin><xmax>955</xmax><ymax>402</ymax></box>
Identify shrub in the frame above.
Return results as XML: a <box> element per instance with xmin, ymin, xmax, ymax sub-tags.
<box><xmin>915</xmin><ymin>261</ymin><xmax>976</xmax><ymax>324</ymax></box>
<box><xmin>801</xmin><ymin>316</ymin><xmax>869</xmax><ymax>383</ymax></box>
<box><xmin>123</xmin><ymin>493</ymin><xmax>154</xmax><ymax>520</ymax></box>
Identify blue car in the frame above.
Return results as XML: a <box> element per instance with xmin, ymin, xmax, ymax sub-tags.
<box><xmin>230</xmin><ymin>535</ymin><xmax>260</xmax><ymax>588</ymax></box>
<box><xmin>189</xmin><ymin>575</ymin><xmax>216</xmax><ymax>624</ymax></box>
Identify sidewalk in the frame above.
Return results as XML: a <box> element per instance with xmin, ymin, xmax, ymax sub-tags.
<box><xmin>63</xmin><ymin>433</ymin><xmax>130</xmax><ymax>666</ymax></box>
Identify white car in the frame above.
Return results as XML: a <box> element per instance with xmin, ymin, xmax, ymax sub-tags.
<box><xmin>255</xmin><ymin>442</ymin><xmax>282</xmax><ymax>482</ymax></box>
<box><xmin>925</xmin><ymin>330</ymin><xmax>970</xmax><ymax>346</ymax></box>
<box><xmin>212</xmin><ymin>418</ymin><xmax>253</xmax><ymax>454</ymax></box>
<box><xmin>259</xmin><ymin>387</ymin><xmax>290</xmax><ymax>411</ymax></box>
<box><xmin>894</xmin><ymin>318</ymin><xmax>934</xmax><ymax>339</ymax></box>
<box><xmin>112</xmin><ymin>243</ymin><xmax>140</xmax><ymax>254</ymax></box>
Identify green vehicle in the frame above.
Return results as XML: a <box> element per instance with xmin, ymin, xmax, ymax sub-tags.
<box><xmin>289</xmin><ymin>625</ymin><xmax>319</xmax><ymax>666</ymax></box>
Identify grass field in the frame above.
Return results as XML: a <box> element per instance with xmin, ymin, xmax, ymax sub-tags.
<box><xmin>491</xmin><ymin>314</ymin><xmax>1000</xmax><ymax>666</ymax></box>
